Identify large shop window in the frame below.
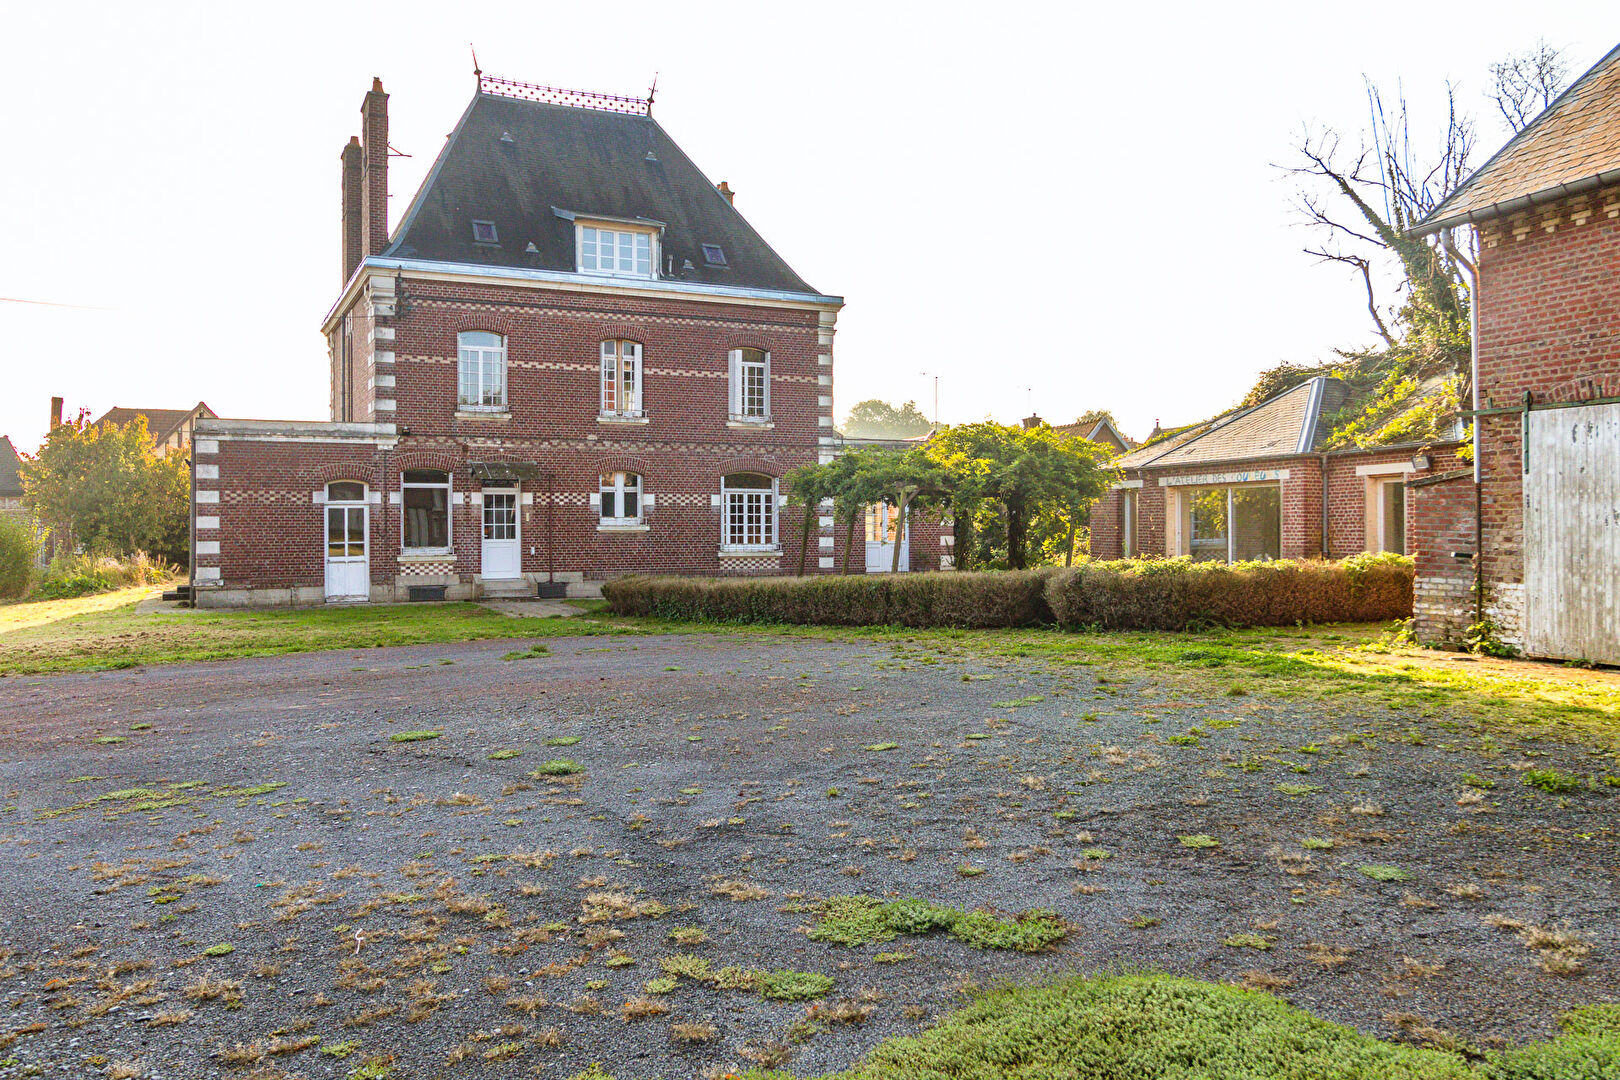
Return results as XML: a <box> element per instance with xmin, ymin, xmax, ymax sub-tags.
<box><xmin>403</xmin><ymin>469</ymin><xmax>451</xmax><ymax>550</ymax></box>
<box><xmin>457</xmin><ymin>331</ymin><xmax>507</xmax><ymax>410</ymax></box>
<box><xmin>722</xmin><ymin>473</ymin><xmax>776</xmax><ymax>550</ymax></box>
<box><xmin>1182</xmin><ymin>484</ymin><xmax>1280</xmax><ymax>563</ymax></box>
<box><xmin>600</xmin><ymin>340</ymin><xmax>643</xmax><ymax>417</ymax></box>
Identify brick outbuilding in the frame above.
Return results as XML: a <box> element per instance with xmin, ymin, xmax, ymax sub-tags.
<box><xmin>1408</xmin><ymin>43</ymin><xmax>1620</xmax><ymax>662</ymax></box>
<box><xmin>193</xmin><ymin>76</ymin><xmax>942</xmax><ymax>607</ymax></box>
<box><xmin>1090</xmin><ymin>376</ymin><xmax>1462</xmax><ymax>564</ymax></box>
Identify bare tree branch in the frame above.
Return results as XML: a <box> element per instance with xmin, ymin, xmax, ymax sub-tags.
<box><xmin>1490</xmin><ymin>40</ymin><xmax>1569</xmax><ymax>133</ymax></box>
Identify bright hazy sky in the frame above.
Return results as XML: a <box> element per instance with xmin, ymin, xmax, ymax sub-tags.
<box><xmin>2</xmin><ymin>2</ymin><xmax>1614</xmax><ymax>453</ymax></box>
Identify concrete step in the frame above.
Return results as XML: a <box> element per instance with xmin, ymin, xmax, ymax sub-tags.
<box><xmin>480</xmin><ymin>580</ymin><xmax>536</xmax><ymax>599</ymax></box>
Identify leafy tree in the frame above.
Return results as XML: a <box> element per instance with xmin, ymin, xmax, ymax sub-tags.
<box><xmin>783</xmin><ymin>462</ymin><xmax>837</xmax><ymax>577</ymax></box>
<box><xmin>853</xmin><ymin>447</ymin><xmax>948</xmax><ymax>573</ymax></box>
<box><xmin>840</xmin><ymin>399</ymin><xmax>934</xmax><ymax>440</ymax></box>
<box><xmin>20</xmin><ymin>414</ymin><xmax>191</xmax><ymax>563</ymax></box>
<box><xmin>927</xmin><ymin>423</ymin><xmax>1112</xmax><ymax>570</ymax></box>
<box><xmin>0</xmin><ymin>515</ymin><xmax>38</xmax><ymax>598</ymax></box>
<box><xmin>821</xmin><ymin>449</ymin><xmax>887</xmax><ymax>574</ymax></box>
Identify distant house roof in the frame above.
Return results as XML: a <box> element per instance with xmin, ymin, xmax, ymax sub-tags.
<box><xmin>1416</xmin><ymin>43</ymin><xmax>1620</xmax><ymax>234</ymax></box>
<box><xmin>1115</xmin><ymin>377</ymin><xmax>1352</xmax><ymax>471</ymax></box>
<box><xmin>1051</xmin><ymin>417</ymin><xmax>1134</xmax><ymax>453</ymax></box>
<box><xmin>385</xmin><ymin>86</ymin><xmax>824</xmax><ymax>298</ymax></box>
<box><xmin>0</xmin><ymin>436</ymin><xmax>23</xmax><ymax>498</ymax></box>
<box><xmin>92</xmin><ymin>402</ymin><xmax>215</xmax><ymax>445</ymax></box>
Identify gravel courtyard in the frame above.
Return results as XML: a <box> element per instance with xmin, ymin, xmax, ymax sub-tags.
<box><xmin>0</xmin><ymin>631</ymin><xmax>1615</xmax><ymax>1079</ymax></box>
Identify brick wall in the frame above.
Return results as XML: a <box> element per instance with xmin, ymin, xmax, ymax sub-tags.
<box><xmin>1407</xmin><ymin>185</ymin><xmax>1620</xmax><ymax>648</ymax></box>
<box><xmin>1090</xmin><ymin>446</ymin><xmax>1461</xmax><ymax>563</ymax></box>
<box><xmin>1407</xmin><ymin>469</ymin><xmax>1476</xmax><ymax>645</ymax></box>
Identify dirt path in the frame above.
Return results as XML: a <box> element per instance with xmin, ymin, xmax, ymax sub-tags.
<box><xmin>0</xmin><ymin>633</ymin><xmax>1615</xmax><ymax>1078</ymax></box>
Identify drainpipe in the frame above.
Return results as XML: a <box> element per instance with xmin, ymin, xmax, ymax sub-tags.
<box><xmin>1319</xmin><ymin>452</ymin><xmax>1330</xmax><ymax>559</ymax></box>
<box><xmin>1441</xmin><ymin>228</ymin><xmax>1484</xmax><ymax>625</ymax></box>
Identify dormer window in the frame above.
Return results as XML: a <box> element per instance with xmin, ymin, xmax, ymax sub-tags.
<box><xmin>577</xmin><ymin>225</ymin><xmax>653</xmax><ymax>278</ymax></box>
<box><xmin>472</xmin><ymin>220</ymin><xmax>499</xmax><ymax>244</ymax></box>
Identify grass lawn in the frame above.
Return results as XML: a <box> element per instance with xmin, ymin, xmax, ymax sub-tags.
<box><xmin>4</xmin><ymin>585</ymin><xmax>1619</xmax><ymax>748</ymax></box>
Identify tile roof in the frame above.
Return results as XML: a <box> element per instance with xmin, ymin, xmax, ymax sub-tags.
<box><xmin>0</xmin><ymin>436</ymin><xmax>23</xmax><ymax>498</ymax></box>
<box><xmin>1115</xmin><ymin>377</ymin><xmax>1350</xmax><ymax>470</ymax></box>
<box><xmin>1051</xmin><ymin>418</ymin><xmax>1134</xmax><ymax>452</ymax></box>
<box><xmin>385</xmin><ymin>91</ymin><xmax>823</xmax><ymax>297</ymax></box>
<box><xmin>92</xmin><ymin>403</ymin><xmax>213</xmax><ymax>445</ymax></box>
<box><xmin>1417</xmin><ymin>43</ymin><xmax>1620</xmax><ymax>233</ymax></box>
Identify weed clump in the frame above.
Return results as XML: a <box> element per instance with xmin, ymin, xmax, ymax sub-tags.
<box><xmin>808</xmin><ymin>896</ymin><xmax>1067</xmax><ymax>953</ymax></box>
<box><xmin>532</xmin><ymin>760</ymin><xmax>584</xmax><ymax>777</ymax></box>
<box><xmin>389</xmin><ymin>731</ymin><xmax>441</xmax><ymax>743</ymax></box>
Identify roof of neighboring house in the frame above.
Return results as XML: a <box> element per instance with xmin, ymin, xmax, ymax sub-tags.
<box><xmin>0</xmin><ymin>437</ymin><xmax>23</xmax><ymax>498</ymax></box>
<box><xmin>92</xmin><ymin>403</ymin><xmax>214</xmax><ymax>445</ymax></box>
<box><xmin>385</xmin><ymin>88</ymin><xmax>822</xmax><ymax>297</ymax></box>
<box><xmin>1115</xmin><ymin>377</ymin><xmax>1352</xmax><ymax>471</ymax></box>
<box><xmin>1051</xmin><ymin>417</ymin><xmax>1134</xmax><ymax>452</ymax></box>
<box><xmin>1417</xmin><ymin>42</ymin><xmax>1620</xmax><ymax>234</ymax></box>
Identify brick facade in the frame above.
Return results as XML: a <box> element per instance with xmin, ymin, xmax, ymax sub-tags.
<box><xmin>1407</xmin><ymin>186</ymin><xmax>1620</xmax><ymax>650</ymax></box>
<box><xmin>1090</xmin><ymin>445</ymin><xmax>1460</xmax><ymax>565</ymax></box>
<box><xmin>193</xmin><ymin>79</ymin><xmax>951</xmax><ymax>607</ymax></box>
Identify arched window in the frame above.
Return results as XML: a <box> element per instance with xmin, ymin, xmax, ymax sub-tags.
<box><xmin>721</xmin><ymin>473</ymin><xmax>776</xmax><ymax>550</ymax></box>
<box><xmin>402</xmin><ymin>469</ymin><xmax>451</xmax><ymax>550</ymax></box>
<box><xmin>599</xmin><ymin>472</ymin><xmax>643</xmax><ymax>526</ymax></box>
<box><xmin>727</xmin><ymin>348</ymin><xmax>770</xmax><ymax>422</ymax></box>
<box><xmin>458</xmin><ymin>331</ymin><xmax>506</xmax><ymax>410</ymax></box>
<box><xmin>600</xmin><ymin>340</ymin><xmax>643</xmax><ymax>418</ymax></box>
<box><xmin>326</xmin><ymin>481</ymin><xmax>366</xmax><ymax>503</ymax></box>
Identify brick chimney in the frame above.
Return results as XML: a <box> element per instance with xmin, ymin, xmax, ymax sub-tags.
<box><xmin>341</xmin><ymin>136</ymin><xmax>363</xmax><ymax>282</ymax></box>
<box><xmin>717</xmin><ymin>181</ymin><xmax>734</xmax><ymax>206</ymax></box>
<box><xmin>49</xmin><ymin>396</ymin><xmax>63</xmax><ymax>430</ymax></box>
<box><xmin>360</xmin><ymin>78</ymin><xmax>390</xmax><ymax>260</ymax></box>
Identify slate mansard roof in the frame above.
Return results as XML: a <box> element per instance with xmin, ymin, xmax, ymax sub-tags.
<box><xmin>1114</xmin><ymin>377</ymin><xmax>1352</xmax><ymax>471</ymax></box>
<box><xmin>1417</xmin><ymin>42</ymin><xmax>1620</xmax><ymax>234</ymax></box>
<box><xmin>385</xmin><ymin>89</ymin><xmax>823</xmax><ymax>298</ymax></box>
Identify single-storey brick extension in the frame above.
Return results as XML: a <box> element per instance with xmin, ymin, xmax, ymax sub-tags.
<box><xmin>192</xmin><ymin>76</ymin><xmax>946</xmax><ymax>606</ymax></box>
<box><xmin>1407</xmin><ymin>43</ymin><xmax>1620</xmax><ymax>663</ymax></box>
<box><xmin>1089</xmin><ymin>376</ymin><xmax>1463</xmax><ymax>563</ymax></box>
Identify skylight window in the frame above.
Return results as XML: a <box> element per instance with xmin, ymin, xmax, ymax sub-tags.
<box><xmin>472</xmin><ymin>220</ymin><xmax>499</xmax><ymax>244</ymax></box>
<box><xmin>701</xmin><ymin>244</ymin><xmax>727</xmax><ymax>267</ymax></box>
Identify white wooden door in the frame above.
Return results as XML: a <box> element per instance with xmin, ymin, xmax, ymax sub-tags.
<box><xmin>481</xmin><ymin>487</ymin><xmax>521</xmax><ymax>580</ymax></box>
<box><xmin>324</xmin><ymin>504</ymin><xmax>369</xmax><ymax>601</ymax></box>
<box><xmin>1524</xmin><ymin>402</ymin><xmax>1620</xmax><ymax>664</ymax></box>
<box><xmin>864</xmin><ymin>504</ymin><xmax>909</xmax><ymax>573</ymax></box>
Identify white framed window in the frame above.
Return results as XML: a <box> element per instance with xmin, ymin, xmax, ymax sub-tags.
<box><xmin>728</xmin><ymin>348</ymin><xmax>770</xmax><ymax>422</ymax></box>
<box><xmin>599</xmin><ymin>472</ymin><xmax>643</xmax><ymax>526</ymax></box>
<box><xmin>722</xmin><ymin>472</ymin><xmax>776</xmax><ymax>550</ymax></box>
<box><xmin>600</xmin><ymin>340</ymin><xmax>643</xmax><ymax>417</ymax></box>
<box><xmin>1175</xmin><ymin>484</ymin><xmax>1280</xmax><ymax>563</ymax></box>
<box><xmin>1369</xmin><ymin>477</ymin><xmax>1407</xmax><ymax>554</ymax></box>
<box><xmin>402</xmin><ymin>469</ymin><xmax>451</xmax><ymax>551</ymax></box>
<box><xmin>457</xmin><ymin>331</ymin><xmax>506</xmax><ymax>410</ymax></box>
<box><xmin>577</xmin><ymin>225</ymin><xmax>653</xmax><ymax>278</ymax></box>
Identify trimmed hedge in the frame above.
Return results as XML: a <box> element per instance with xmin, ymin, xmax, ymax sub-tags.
<box><xmin>1044</xmin><ymin>553</ymin><xmax>1413</xmax><ymax>631</ymax></box>
<box><xmin>600</xmin><ymin>568</ymin><xmax>1057</xmax><ymax>629</ymax></box>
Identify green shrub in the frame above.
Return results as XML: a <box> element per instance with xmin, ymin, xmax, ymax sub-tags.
<box><xmin>1044</xmin><ymin>553</ymin><xmax>1412</xmax><ymax>631</ymax></box>
<box><xmin>0</xmin><ymin>516</ymin><xmax>39</xmax><ymax>599</ymax></box>
<box><xmin>27</xmin><ymin>550</ymin><xmax>175</xmax><ymax>602</ymax></box>
<box><xmin>802</xmin><ymin>974</ymin><xmax>1475</xmax><ymax>1079</ymax></box>
<box><xmin>601</xmin><ymin>568</ymin><xmax>1058</xmax><ymax>628</ymax></box>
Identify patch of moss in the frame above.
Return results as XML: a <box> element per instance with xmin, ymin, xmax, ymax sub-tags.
<box><xmin>531</xmin><ymin>760</ymin><xmax>584</xmax><ymax>777</ymax></box>
<box><xmin>388</xmin><ymin>731</ymin><xmax>441</xmax><ymax>743</ymax></box>
<box><xmin>808</xmin><ymin>896</ymin><xmax>1066</xmax><ymax>953</ymax></box>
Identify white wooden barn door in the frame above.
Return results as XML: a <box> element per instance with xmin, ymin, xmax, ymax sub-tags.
<box><xmin>1523</xmin><ymin>402</ymin><xmax>1620</xmax><ymax>664</ymax></box>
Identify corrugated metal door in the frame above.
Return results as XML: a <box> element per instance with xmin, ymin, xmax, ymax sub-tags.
<box><xmin>1524</xmin><ymin>402</ymin><xmax>1620</xmax><ymax>664</ymax></box>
